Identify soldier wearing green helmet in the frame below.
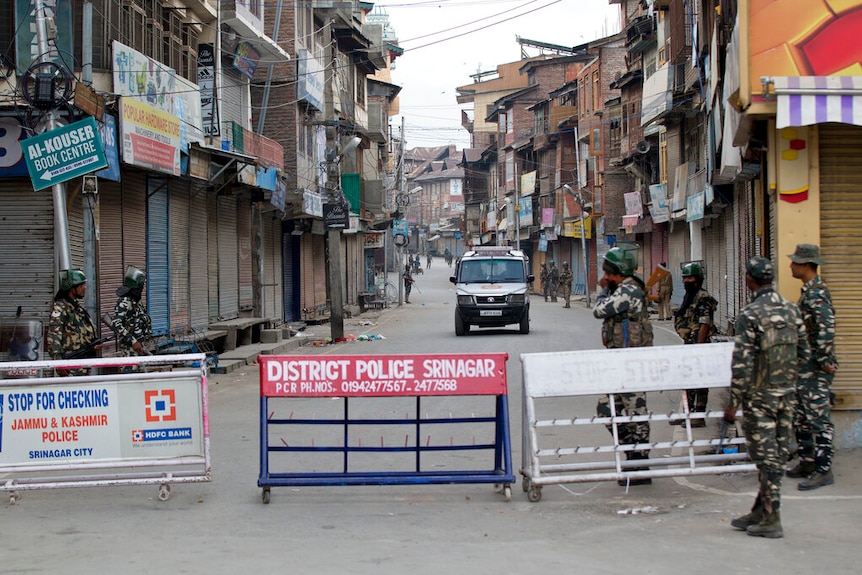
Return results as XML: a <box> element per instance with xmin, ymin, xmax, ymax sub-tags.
<box><xmin>671</xmin><ymin>261</ymin><xmax>717</xmax><ymax>427</ymax></box>
<box><xmin>111</xmin><ymin>266</ymin><xmax>152</xmax><ymax>358</ymax></box>
<box><xmin>592</xmin><ymin>244</ymin><xmax>653</xmax><ymax>485</ymax></box>
<box><xmin>47</xmin><ymin>269</ymin><xmax>99</xmax><ymax>374</ymax></box>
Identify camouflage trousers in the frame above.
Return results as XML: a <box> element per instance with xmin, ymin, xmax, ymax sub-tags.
<box><xmin>597</xmin><ymin>392</ymin><xmax>650</xmax><ymax>458</ymax></box>
<box><xmin>560</xmin><ymin>284</ymin><xmax>572</xmax><ymax>305</ymax></box>
<box><xmin>794</xmin><ymin>367</ymin><xmax>835</xmax><ymax>471</ymax></box>
<box><xmin>742</xmin><ymin>389</ymin><xmax>795</xmax><ymax>514</ymax></box>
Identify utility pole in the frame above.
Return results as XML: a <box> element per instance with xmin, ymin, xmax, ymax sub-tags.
<box><xmin>324</xmin><ymin>20</ymin><xmax>345</xmax><ymax>339</ymax></box>
<box><xmin>35</xmin><ymin>0</ymin><xmax>72</xmax><ymax>271</ymax></box>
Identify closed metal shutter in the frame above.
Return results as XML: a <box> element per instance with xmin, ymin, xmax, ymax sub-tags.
<box><xmin>263</xmin><ymin>214</ymin><xmax>283</xmax><ymax>321</ymax></box>
<box><xmin>68</xmin><ymin>191</ymin><xmax>84</xmax><ymax>269</ymax></box>
<box><xmin>207</xmin><ymin>192</ymin><xmax>219</xmax><ymax>322</ymax></box>
<box><xmin>170</xmin><ymin>180</ymin><xmax>190</xmax><ymax>331</ymax></box>
<box><xmin>668</xmin><ymin>224</ymin><xmax>688</xmax><ymax>307</ymax></box>
<box><xmin>282</xmin><ymin>227</ymin><xmax>299</xmax><ymax>322</ymax></box>
<box><xmin>0</xmin><ymin>180</ymin><xmax>54</xmax><ymax>319</ymax></box>
<box><xmin>238</xmin><ymin>196</ymin><xmax>253</xmax><ymax>311</ymax></box>
<box><xmin>300</xmin><ymin>233</ymin><xmax>328</xmax><ymax>319</ymax></box>
<box><xmin>819</xmin><ymin>124</ymin><xmax>862</xmax><ymax>407</ymax></box>
<box><xmin>147</xmin><ymin>176</ymin><xmax>170</xmax><ymax>335</ymax></box>
<box><xmin>221</xmin><ymin>68</ymin><xmax>246</xmax><ymax>137</ymax></box>
<box><xmin>189</xmin><ymin>185</ymin><xmax>209</xmax><ymax>331</ymax></box>
<box><xmin>346</xmin><ymin>234</ymin><xmax>359</xmax><ymax>305</ymax></box>
<box><xmin>218</xmin><ymin>195</ymin><xmax>239</xmax><ymax>319</ymax></box>
<box><xmin>98</xmin><ymin>179</ymin><xmax>124</xmax><ymax>329</ymax></box>
<box><xmin>123</xmin><ymin>171</ymin><xmax>148</xmax><ymax>305</ymax></box>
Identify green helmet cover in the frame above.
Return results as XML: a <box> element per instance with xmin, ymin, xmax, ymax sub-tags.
<box><xmin>60</xmin><ymin>269</ymin><xmax>87</xmax><ymax>291</ymax></box>
<box><xmin>603</xmin><ymin>247</ymin><xmax>637</xmax><ymax>276</ymax></box>
<box><xmin>123</xmin><ymin>266</ymin><xmax>146</xmax><ymax>288</ymax></box>
<box><xmin>681</xmin><ymin>262</ymin><xmax>704</xmax><ymax>277</ymax></box>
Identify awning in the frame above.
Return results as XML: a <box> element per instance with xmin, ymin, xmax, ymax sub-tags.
<box><xmin>772</xmin><ymin>76</ymin><xmax>862</xmax><ymax>129</ymax></box>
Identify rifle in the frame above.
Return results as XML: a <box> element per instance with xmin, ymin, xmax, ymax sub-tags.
<box><xmin>63</xmin><ymin>336</ymin><xmax>115</xmax><ymax>360</ymax></box>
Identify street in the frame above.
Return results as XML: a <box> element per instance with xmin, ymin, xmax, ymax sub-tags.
<box><xmin>3</xmin><ymin>257</ymin><xmax>860</xmax><ymax>574</ymax></box>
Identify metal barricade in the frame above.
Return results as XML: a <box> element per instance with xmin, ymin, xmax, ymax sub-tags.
<box><xmin>520</xmin><ymin>342</ymin><xmax>755</xmax><ymax>502</ymax></box>
<box><xmin>0</xmin><ymin>354</ymin><xmax>211</xmax><ymax>503</ymax></box>
<box><xmin>258</xmin><ymin>353</ymin><xmax>515</xmax><ymax>503</ymax></box>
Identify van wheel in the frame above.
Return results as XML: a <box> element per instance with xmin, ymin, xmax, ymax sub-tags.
<box><xmin>455</xmin><ymin>312</ymin><xmax>469</xmax><ymax>336</ymax></box>
<box><xmin>519</xmin><ymin>311</ymin><xmax>530</xmax><ymax>334</ymax></box>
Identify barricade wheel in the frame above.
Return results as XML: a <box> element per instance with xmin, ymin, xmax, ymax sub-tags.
<box><xmin>9</xmin><ymin>491</ymin><xmax>20</xmax><ymax>505</ymax></box>
<box><xmin>503</xmin><ymin>485</ymin><xmax>512</xmax><ymax>502</ymax></box>
<box><xmin>262</xmin><ymin>488</ymin><xmax>271</xmax><ymax>504</ymax></box>
<box><xmin>527</xmin><ymin>486</ymin><xmax>542</xmax><ymax>503</ymax></box>
<box><xmin>158</xmin><ymin>484</ymin><xmax>171</xmax><ymax>501</ymax></box>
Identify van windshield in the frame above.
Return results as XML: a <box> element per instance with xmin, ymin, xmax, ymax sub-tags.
<box><xmin>458</xmin><ymin>259</ymin><xmax>525</xmax><ymax>283</ymax></box>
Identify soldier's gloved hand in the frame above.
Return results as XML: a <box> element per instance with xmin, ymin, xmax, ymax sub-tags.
<box><xmin>132</xmin><ymin>341</ymin><xmax>144</xmax><ymax>354</ymax></box>
<box><xmin>723</xmin><ymin>404</ymin><xmax>737</xmax><ymax>423</ymax></box>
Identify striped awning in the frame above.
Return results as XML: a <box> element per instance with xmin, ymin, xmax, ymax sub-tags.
<box><xmin>773</xmin><ymin>76</ymin><xmax>862</xmax><ymax>129</ymax></box>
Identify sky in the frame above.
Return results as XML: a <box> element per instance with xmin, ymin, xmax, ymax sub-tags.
<box><xmin>382</xmin><ymin>0</ymin><xmax>622</xmax><ymax>150</ymax></box>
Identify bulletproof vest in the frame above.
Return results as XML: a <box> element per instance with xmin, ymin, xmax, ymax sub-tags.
<box><xmin>754</xmin><ymin>305</ymin><xmax>798</xmax><ymax>389</ymax></box>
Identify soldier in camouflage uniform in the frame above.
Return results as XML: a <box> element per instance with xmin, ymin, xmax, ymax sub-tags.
<box><xmin>725</xmin><ymin>256</ymin><xmax>810</xmax><ymax>538</ymax></box>
<box><xmin>593</xmin><ymin>246</ymin><xmax>653</xmax><ymax>485</ymax></box>
<box><xmin>540</xmin><ymin>262</ymin><xmax>550</xmax><ymax>301</ymax></box>
<box><xmin>548</xmin><ymin>261</ymin><xmax>560</xmax><ymax>302</ymax></box>
<box><xmin>671</xmin><ymin>261</ymin><xmax>717</xmax><ymax>427</ymax></box>
<box><xmin>47</xmin><ymin>270</ymin><xmax>99</xmax><ymax>376</ymax></box>
<box><xmin>111</xmin><ymin>266</ymin><xmax>152</xmax><ymax>358</ymax></box>
<box><xmin>559</xmin><ymin>261</ymin><xmax>574</xmax><ymax>308</ymax></box>
<box><xmin>786</xmin><ymin>244</ymin><xmax>837</xmax><ymax>490</ymax></box>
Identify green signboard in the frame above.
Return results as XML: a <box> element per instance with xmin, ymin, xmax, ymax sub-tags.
<box><xmin>21</xmin><ymin>117</ymin><xmax>108</xmax><ymax>191</ymax></box>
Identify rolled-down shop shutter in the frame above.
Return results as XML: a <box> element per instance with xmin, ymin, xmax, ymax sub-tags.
<box><xmin>170</xmin><ymin>180</ymin><xmax>190</xmax><ymax>332</ymax></box>
<box><xmin>819</xmin><ymin>124</ymin><xmax>862</xmax><ymax>408</ymax></box>
<box><xmin>238</xmin><ymin>196</ymin><xmax>253</xmax><ymax>311</ymax></box>
<box><xmin>0</xmin><ymin>180</ymin><xmax>54</xmax><ymax>320</ymax></box>
<box><xmin>207</xmin><ymin>192</ymin><xmax>219</xmax><ymax>322</ymax></box>
<box><xmin>189</xmin><ymin>186</ymin><xmax>209</xmax><ymax>331</ymax></box>
<box><xmin>147</xmin><ymin>176</ymin><xmax>170</xmax><ymax>335</ymax></box>
<box><xmin>282</xmin><ymin>226</ymin><xmax>299</xmax><ymax>322</ymax></box>
<box><xmin>218</xmin><ymin>195</ymin><xmax>239</xmax><ymax>320</ymax></box>
<box><xmin>300</xmin><ymin>232</ymin><xmax>328</xmax><ymax>320</ymax></box>
<box><xmin>667</xmin><ymin>223</ymin><xmax>688</xmax><ymax>307</ymax></box>
<box><xmin>263</xmin><ymin>214</ymin><xmax>283</xmax><ymax>321</ymax></box>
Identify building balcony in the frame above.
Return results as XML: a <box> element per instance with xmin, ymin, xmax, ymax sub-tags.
<box><xmin>625</xmin><ymin>15</ymin><xmax>656</xmax><ymax>54</ymax></box>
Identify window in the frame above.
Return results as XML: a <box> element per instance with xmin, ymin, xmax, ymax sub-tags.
<box><xmin>592</xmin><ymin>128</ymin><xmax>601</xmax><ymax>155</ymax></box>
<box><xmin>659</xmin><ymin>130</ymin><xmax>668</xmax><ymax>184</ymax></box>
<box><xmin>507</xmin><ymin>110</ymin><xmax>514</xmax><ymax>135</ymax></box>
<box><xmin>592</xmin><ymin>71</ymin><xmax>600</xmax><ymax>111</ymax></box>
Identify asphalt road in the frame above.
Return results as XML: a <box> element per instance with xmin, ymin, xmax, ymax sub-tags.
<box><xmin>3</xmin><ymin>256</ymin><xmax>860</xmax><ymax>574</ymax></box>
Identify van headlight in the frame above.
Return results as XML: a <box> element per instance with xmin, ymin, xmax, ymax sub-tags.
<box><xmin>457</xmin><ymin>295</ymin><xmax>474</xmax><ymax>305</ymax></box>
<box><xmin>508</xmin><ymin>294</ymin><xmax>525</xmax><ymax>304</ymax></box>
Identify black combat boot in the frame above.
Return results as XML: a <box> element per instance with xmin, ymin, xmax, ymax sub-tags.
<box><xmin>786</xmin><ymin>460</ymin><xmax>815</xmax><ymax>478</ymax></box>
<box><xmin>731</xmin><ymin>495</ymin><xmax>762</xmax><ymax>530</ymax></box>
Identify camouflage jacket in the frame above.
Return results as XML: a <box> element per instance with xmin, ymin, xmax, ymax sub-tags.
<box><xmin>559</xmin><ymin>268</ymin><xmax>573</xmax><ymax>287</ymax></box>
<box><xmin>731</xmin><ymin>288</ymin><xmax>811</xmax><ymax>404</ymax></box>
<box><xmin>797</xmin><ymin>275</ymin><xmax>837</xmax><ymax>369</ymax></box>
<box><xmin>674</xmin><ymin>288</ymin><xmax>717</xmax><ymax>344</ymax></box>
<box><xmin>593</xmin><ymin>276</ymin><xmax>653</xmax><ymax>348</ymax></box>
<box><xmin>47</xmin><ymin>296</ymin><xmax>98</xmax><ymax>360</ymax></box>
<box><xmin>548</xmin><ymin>267</ymin><xmax>560</xmax><ymax>285</ymax></box>
<box><xmin>111</xmin><ymin>296</ymin><xmax>152</xmax><ymax>352</ymax></box>
<box><xmin>540</xmin><ymin>267</ymin><xmax>549</xmax><ymax>283</ymax></box>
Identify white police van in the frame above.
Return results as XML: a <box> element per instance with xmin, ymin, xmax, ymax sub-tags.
<box><xmin>449</xmin><ymin>247</ymin><xmax>534</xmax><ymax>336</ymax></box>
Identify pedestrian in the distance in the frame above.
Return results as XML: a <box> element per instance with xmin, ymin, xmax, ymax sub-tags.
<box><xmin>786</xmin><ymin>244</ymin><xmax>837</xmax><ymax>490</ymax></box>
<box><xmin>47</xmin><ymin>269</ymin><xmax>99</xmax><ymax>375</ymax></box>
<box><xmin>725</xmin><ymin>256</ymin><xmax>810</xmax><ymax>538</ymax></box>
<box><xmin>402</xmin><ymin>264</ymin><xmax>414</xmax><ymax>304</ymax></box>
<box><xmin>671</xmin><ymin>261</ymin><xmax>717</xmax><ymax>427</ymax></box>
<box><xmin>656</xmin><ymin>262</ymin><xmax>673</xmax><ymax>320</ymax></box>
<box><xmin>592</xmin><ymin>246</ymin><xmax>653</xmax><ymax>486</ymax></box>
<box><xmin>559</xmin><ymin>261</ymin><xmax>573</xmax><ymax>308</ymax></box>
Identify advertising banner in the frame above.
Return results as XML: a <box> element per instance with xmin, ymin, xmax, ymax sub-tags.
<box><xmin>0</xmin><ymin>376</ymin><xmax>204</xmax><ymax>467</ymax></box>
<box><xmin>259</xmin><ymin>353</ymin><xmax>509</xmax><ymax>397</ymax></box>
<box><xmin>120</xmin><ymin>98</ymin><xmax>181</xmax><ymax>176</ymax></box>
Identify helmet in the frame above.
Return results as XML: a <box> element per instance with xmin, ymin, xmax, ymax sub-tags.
<box><xmin>603</xmin><ymin>247</ymin><xmax>637</xmax><ymax>276</ymax></box>
<box><xmin>59</xmin><ymin>269</ymin><xmax>86</xmax><ymax>291</ymax></box>
<box><xmin>746</xmin><ymin>256</ymin><xmax>774</xmax><ymax>282</ymax></box>
<box><xmin>681</xmin><ymin>262</ymin><xmax>704</xmax><ymax>278</ymax></box>
<box><xmin>123</xmin><ymin>266</ymin><xmax>146</xmax><ymax>289</ymax></box>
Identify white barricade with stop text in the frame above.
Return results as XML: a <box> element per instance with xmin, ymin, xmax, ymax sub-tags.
<box><xmin>520</xmin><ymin>342</ymin><xmax>755</xmax><ymax>502</ymax></box>
<box><xmin>257</xmin><ymin>353</ymin><xmax>515</xmax><ymax>503</ymax></box>
<box><xmin>0</xmin><ymin>354</ymin><xmax>211</xmax><ymax>502</ymax></box>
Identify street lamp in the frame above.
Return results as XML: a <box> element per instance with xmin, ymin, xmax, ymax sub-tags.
<box><xmin>563</xmin><ymin>184</ymin><xmax>591</xmax><ymax>306</ymax></box>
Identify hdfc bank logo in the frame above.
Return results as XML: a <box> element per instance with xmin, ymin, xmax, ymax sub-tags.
<box><xmin>131</xmin><ymin>429</ymin><xmax>144</xmax><ymax>442</ymax></box>
<box><xmin>145</xmin><ymin>389</ymin><xmax>177</xmax><ymax>422</ymax></box>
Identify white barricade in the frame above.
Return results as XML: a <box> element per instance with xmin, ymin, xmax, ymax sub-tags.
<box><xmin>0</xmin><ymin>354</ymin><xmax>211</xmax><ymax>502</ymax></box>
<box><xmin>520</xmin><ymin>342</ymin><xmax>755</xmax><ymax>502</ymax></box>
